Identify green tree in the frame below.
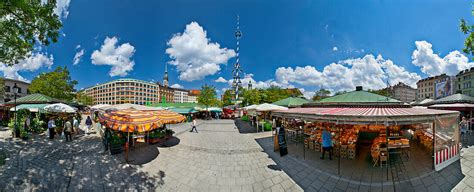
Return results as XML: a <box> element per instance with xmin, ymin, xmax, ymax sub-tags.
<box><xmin>461</xmin><ymin>9</ymin><xmax>474</xmax><ymax>58</ymax></box>
<box><xmin>0</xmin><ymin>78</ymin><xmax>5</xmax><ymax>99</ymax></box>
<box><xmin>312</xmin><ymin>88</ymin><xmax>331</xmax><ymax>101</ymax></box>
<box><xmin>242</xmin><ymin>89</ymin><xmax>261</xmax><ymax>106</ymax></box>
<box><xmin>368</xmin><ymin>89</ymin><xmax>391</xmax><ymax>97</ymax></box>
<box><xmin>222</xmin><ymin>89</ymin><xmax>233</xmax><ymax>106</ymax></box>
<box><xmin>76</xmin><ymin>92</ymin><xmax>93</xmax><ymax>105</ymax></box>
<box><xmin>29</xmin><ymin>66</ymin><xmax>78</xmax><ymax>101</ymax></box>
<box><xmin>0</xmin><ymin>0</ymin><xmax>62</xmax><ymax>65</ymax></box>
<box><xmin>198</xmin><ymin>84</ymin><xmax>218</xmax><ymax>110</ymax></box>
<box><xmin>334</xmin><ymin>91</ymin><xmax>348</xmax><ymax>96</ymax></box>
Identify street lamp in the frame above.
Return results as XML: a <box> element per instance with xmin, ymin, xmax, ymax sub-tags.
<box><xmin>13</xmin><ymin>83</ymin><xmax>19</xmax><ymax>138</ymax></box>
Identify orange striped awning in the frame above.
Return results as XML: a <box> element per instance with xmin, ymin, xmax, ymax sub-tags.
<box><xmin>154</xmin><ymin>110</ymin><xmax>186</xmax><ymax>124</ymax></box>
<box><xmin>98</xmin><ymin>109</ymin><xmax>164</xmax><ymax>133</ymax></box>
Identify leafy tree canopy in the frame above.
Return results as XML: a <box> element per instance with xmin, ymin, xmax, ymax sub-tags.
<box><xmin>222</xmin><ymin>89</ymin><xmax>233</xmax><ymax>106</ymax></box>
<box><xmin>198</xmin><ymin>84</ymin><xmax>218</xmax><ymax>108</ymax></box>
<box><xmin>29</xmin><ymin>66</ymin><xmax>77</xmax><ymax>101</ymax></box>
<box><xmin>461</xmin><ymin>17</ymin><xmax>474</xmax><ymax>58</ymax></box>
<box><xmin>75</xmin><ymin>92</ymin><xmax>93</xmax><ymax>105</ymax></box>
<box><xmin>312</xmin><ymin>88</ymin><xmax>331</xmax><ymax>101</ymax></box>
<box><xmin>242</xmin><ymin>88</ymin><xmax>261</xmax><ymax>106</ymax></box>
<box><xmin>0</xmin><ymin>0</ymin><xmax>62</xmax><ymax>65</ymax></box>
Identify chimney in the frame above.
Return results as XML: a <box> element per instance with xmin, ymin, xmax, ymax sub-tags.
<box><xmin>355</xmin><ymin>86</ymin><xmax>363</xmax><ymax>91</ymax></box>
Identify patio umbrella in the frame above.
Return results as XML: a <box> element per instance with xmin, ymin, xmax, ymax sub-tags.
<box><xmin>254</xmin><ymin>103</ymin><xmax>288</xmax><ymax>112</ymax></box>
<box><xmin>91</xmin><ymin>104</ymin><xmax>110</xmax><ymax>109</ymax></box>
<box><xmin>100</xmin><ymin>103</ymin><xmax>164</xmax><ymax>111</ymax></box>
<box><xmin>43</xmin><ymin>103</ymin><xmax>77</xmax><ymax>113</ymax></box>
<box><xmin>153</xmin><ymin>110</ymin><xmax>186</xmax><ymax>124</ymax></box>
<box><xmin>98</xmin><ymin>109</ymin><xmax>164</xmax><ymax>132</ymax></box>
<box><xmin>244</xmin><ymin>104</ymin><xmax>258</xmax><ymax>110</ymax></box>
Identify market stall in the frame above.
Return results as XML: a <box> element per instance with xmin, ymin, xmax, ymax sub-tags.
<box><xmin>272</xmin><ymin>88</ymin><xmax>461</xmax><ymax>172</ymax></box>
<box><xmin>98</xmin><ymin>109</ymin><xmax>185</xmax><ymax>162</ymax></box>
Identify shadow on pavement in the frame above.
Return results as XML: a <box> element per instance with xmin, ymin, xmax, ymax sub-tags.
<box><xmin>234</xmin><ymin>118</ymin><xmax>257</xmax><ymax>134</ymax></box>
<box><xmin>0</xmin><ymin>135</ymin><xmax>163</xmax><ymax>191</ymax></box>
<box><xmin>157</xmin><ymin>136</ymin><xmax>180</xmax><ymax>148</ymax></box>
<box><xmin>255</xmin><ymin>135</ymin><xmax>464</xmax><ymax>191</ymax></box>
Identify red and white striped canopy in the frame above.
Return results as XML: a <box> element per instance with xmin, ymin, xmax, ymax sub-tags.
<box><xmin>272</xmin><ymin>107</ymin><xmax>459</xmax><ymax>124</ymax></box>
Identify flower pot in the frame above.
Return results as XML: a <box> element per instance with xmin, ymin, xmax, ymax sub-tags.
<box><xmin>109</xmin><ymin>143</ymin><xmax>122</xmax><ymax>155</ymax></box>
<box><xmin>148</xmin><ymin>138</ymin><xmax>161</xmax><ymax>144</ymax></box>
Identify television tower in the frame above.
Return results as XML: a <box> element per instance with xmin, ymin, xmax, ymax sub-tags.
<box><xmin>231</xmin><ymin>15</ymin><xmax>243</xmax><ymax>100</ymax></box>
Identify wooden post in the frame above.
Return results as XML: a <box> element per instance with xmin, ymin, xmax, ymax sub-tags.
<box><xmin>432</xmin><ymin>120</ymin><xmax>436</xmax><ymax>170</ymax></box>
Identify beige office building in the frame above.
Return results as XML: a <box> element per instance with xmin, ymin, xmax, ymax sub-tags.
<box><xmin>2</xmin><ymin>78</ymin><xmax>30</xmax><ymax>104</ymax></box>
<box><xmin>416</xmin><ymin>74</ymin><xmax>452</xmax><ymax>100</ymax></box>
<box><xmin>83</xmin><ymin>78</ymin><xmax>160</xmax><ymax>105</ymax></box>
<box><xmin>387</xmin><ymin>82</ymin><xmax>417</xmax><ymax>103</ymax></box>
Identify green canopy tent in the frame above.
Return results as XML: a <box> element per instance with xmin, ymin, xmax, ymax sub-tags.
<box><xmin>169</xmin><ymin>108</ymin><xmax>198</xmax><ymax>114</ymax></box>
<box><xmin>272</xmin><ymin>97</ymin><xmax>309</xmax><ymax>108</ymax></box>
<box><xmin>6</xmin><ymin>93</ymin><xmax>61</xmax><ymax>105</ymax></box>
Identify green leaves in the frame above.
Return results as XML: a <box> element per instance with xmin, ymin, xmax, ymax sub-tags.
<box><xmin>0</xmin><ymin>0</ymin><xmax>62</xmax><ymax>65</ymax></box>
<box><xmin>198</xmin><ymin>85</ymin><xmax>218</xmax><ymax>108</ymax></box>
<box><xmin>28</xmin><ymin>66</ymin><xmax>78</xmax><ymax>101</ymax></box>
<box><xmin>460</xmin><ymin>17</ymin><xmax>474</xmax><ymax>58</ymax></box>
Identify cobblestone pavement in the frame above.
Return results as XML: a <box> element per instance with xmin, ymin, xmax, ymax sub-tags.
<box><xmin>0</xmin><ymin>119</ymin><xmax>302</xmax><ymax>191</ymax></box>
<box><xmin>250</xmin><ymin>123</ymin><xmax>474</xmax><ymax>192</ymax></box>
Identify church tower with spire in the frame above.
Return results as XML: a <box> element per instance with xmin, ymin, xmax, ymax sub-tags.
<box><xmin>163</xmin><ymin>63</ymin><xmax>169</xmax><ymax>87</ymax></box>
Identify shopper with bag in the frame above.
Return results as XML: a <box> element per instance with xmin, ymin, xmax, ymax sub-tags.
<box><xmin>85</xmin><ymin>116</ymin><xmax>93</xmax><ymax>135</ymax></box>
<box><xmin>47</xmin><ymin>118</ymin><xmax>56</xmax><ymax>139</ymax></box>
<box><xmin>64</xmin><ymin>119</ymin><xmax>73</xmax><ymax>142</ymax></box>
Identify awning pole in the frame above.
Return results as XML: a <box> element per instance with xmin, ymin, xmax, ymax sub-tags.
<box><xmin>337</xmin><ymin>120</ymin><xmax>341</xmax><ymax>175</ymax></box>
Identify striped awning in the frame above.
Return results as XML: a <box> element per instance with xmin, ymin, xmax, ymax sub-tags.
<box><xmin>154</xmin><ymin>110</ymin><xmax>186</xmax><ymax>124</ymax></box>
<box><xmin>272</xmin><ymin>107</ymin><xmax>459</xmax><ymax>124</ymax></box>
<box><xmin>98</xmin><ymin>109</ymin><xmax>164</xmax><ymax>133</ymax></box>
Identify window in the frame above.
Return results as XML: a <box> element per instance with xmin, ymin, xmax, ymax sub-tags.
<box><xmin>4</xmin><ymin>86</ymin><xmax>10</xmax><ymax>92</ymax></box>
<box><xmin>17</xmin><ymin>87</ymin><xmax>22</xmax><ymax>93</ymax></box>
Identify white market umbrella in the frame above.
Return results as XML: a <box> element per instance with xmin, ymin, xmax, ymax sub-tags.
<box><xmin>44</xmin><ymin>103</ymin><xmax>77</xmax><ymax>113</ymax></box>
<box><xmin>254</xmin><ymin>103</ymin><xmax>288</xmax><ymax>112</ymax></box>
<box><xmin>91</xmin><ymin>104</ymin><xmax>110</xmax><ymax>109</ymax></box>
<box><xmin>244</xmin><ymin>104</ymin><xmax>258</xmax><ymax>110</ymax></box>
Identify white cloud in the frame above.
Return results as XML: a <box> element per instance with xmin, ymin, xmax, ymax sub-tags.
<box><xmin>412</xmin><ymin>40</ymin><xmax>473</xmax><ymax>76</ymax></box>
<box><xmin>91</xmin><ymin>36</ymin><xmax>136</xmax><ymax>77</ymax></box>
<box><xmin>54</xmin><ymin>0</ymin><xmax>71</xmax><ymax>19</ymax></box>
<box><xmin>42</xmin><ymin>0</ymin><xmax>70</xmax><ymax>19</ymax></box>
<box><xmin>170</xmin><ymin>84</ymin><xmax>184</xmax><ymax>89</ymax></box>
<box><xmin>166</xmin><ymin>22</ymin><xmax>236</xmax><ymax>81</ymax></box>
<box><xmin>0</xmin><ymin>52</ymin><xmax>54</xmax><ymax>82</ymax></box>
<box><xmin>215</xmin><ymin>77</ymin><xmax>227</xmax><ymax>83</ymax></box>
<box><xmin>274</xmin><ymin>54</ymin><xmax>421</xmax><ymax>93</ymax></box>
<box><xmin>227</xmin><ymin>73</ymin><xmax>285</xmax><ymax>90</ymax></box>
<box><xmin>332</xmin><ymin>47</ymin><xmax>338</xmax><ymax>51</ymax></box>
<box><xmin>73</xmin><ymin>45</ymin><xmax>84</xmax><ymax>65</ymax></box>
<box><xmin>299</xmin><ymin>88</ymin><xmax>315</xmax><ymax>100</ymax></box>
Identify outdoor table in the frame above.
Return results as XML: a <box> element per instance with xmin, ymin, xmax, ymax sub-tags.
<box><xmin>388</xmin><ymin>144</ymin><xmax>410</xmax><ymax>159</ymax></box>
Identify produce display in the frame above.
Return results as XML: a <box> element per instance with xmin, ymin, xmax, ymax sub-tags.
<box><xmin>302</xmin><ymin>122</ymin><xmax>358</xmax><ymax>159</ymax></box>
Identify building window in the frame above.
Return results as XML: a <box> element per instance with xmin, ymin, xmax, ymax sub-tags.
<box><xmin>4</xmin><ymin>86</ymin><xmax>10</xmax><ymax>92</ymax></box>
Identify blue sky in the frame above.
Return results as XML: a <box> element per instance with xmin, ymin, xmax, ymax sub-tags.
<box><xmin>1</xmin><ymin>0</ymin><xmax>473</xmax><ymax>98</ymax></box>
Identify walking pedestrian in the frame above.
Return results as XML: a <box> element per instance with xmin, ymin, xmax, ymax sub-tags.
<box><xmin>320</xmin><ymin>127</ymin><xmax>333</xmax><ymax>160</ymax></box>
<box><xmin>64</xmin><ymin>119</ymin><xmax>73</xmax><ymax>142</ymax></box>
<box><xmin>190</xmin><ymin>118</ymin><xmax>198</xmax><ymax>133</ymax></box>
<box><xmin>48</xmin><ymin>118</ymin><xmax>56</xmax><ymax>139</ymax></box>
<box><xmin>85</xmin><ymin>116</ymin><xmax>93</xmax><ymax>135</ymax></box>
<box><xmin>25</xmin><ymin>115</ymin><xmax>31</xmax><ymax>132</ymax></box>
<box><xmin>103</xmin><ymin>129</ymin><xmax>112</xmax><ymax>151</ymax></box>
<box><xmin>460</xmin><ymin>116</ymin><xmax>468</xmax><ymax>141</ymax></box>
<box><xmin>73</xmin><ymin>117</ymin><xmax>79</xmax><ymax>135</ymax></box>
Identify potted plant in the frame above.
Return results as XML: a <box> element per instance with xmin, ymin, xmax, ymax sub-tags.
<box><xmin>148</xmin><ymin>130</ymin><xmax>166</xmax><ymax>144</ymax></box>
<box><xmin>164</xmin><ymin>129</ymin><xmax>175</xmax><ymax>140</ymax></box>
<box><xmin>109</xmin><ymin>134</ymin><xmax>123</xmax><ymax>155</ymax></box>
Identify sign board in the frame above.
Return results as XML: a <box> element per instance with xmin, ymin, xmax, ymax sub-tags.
<box><xmin>277</xmin><ymin>127</ymin><xmax>288</xmax><ymax>156</ymax></box>
<box><xmin>435</xmin><ymin>77</ymin><xmax>453</xmax><ymax>99</ymax></box>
